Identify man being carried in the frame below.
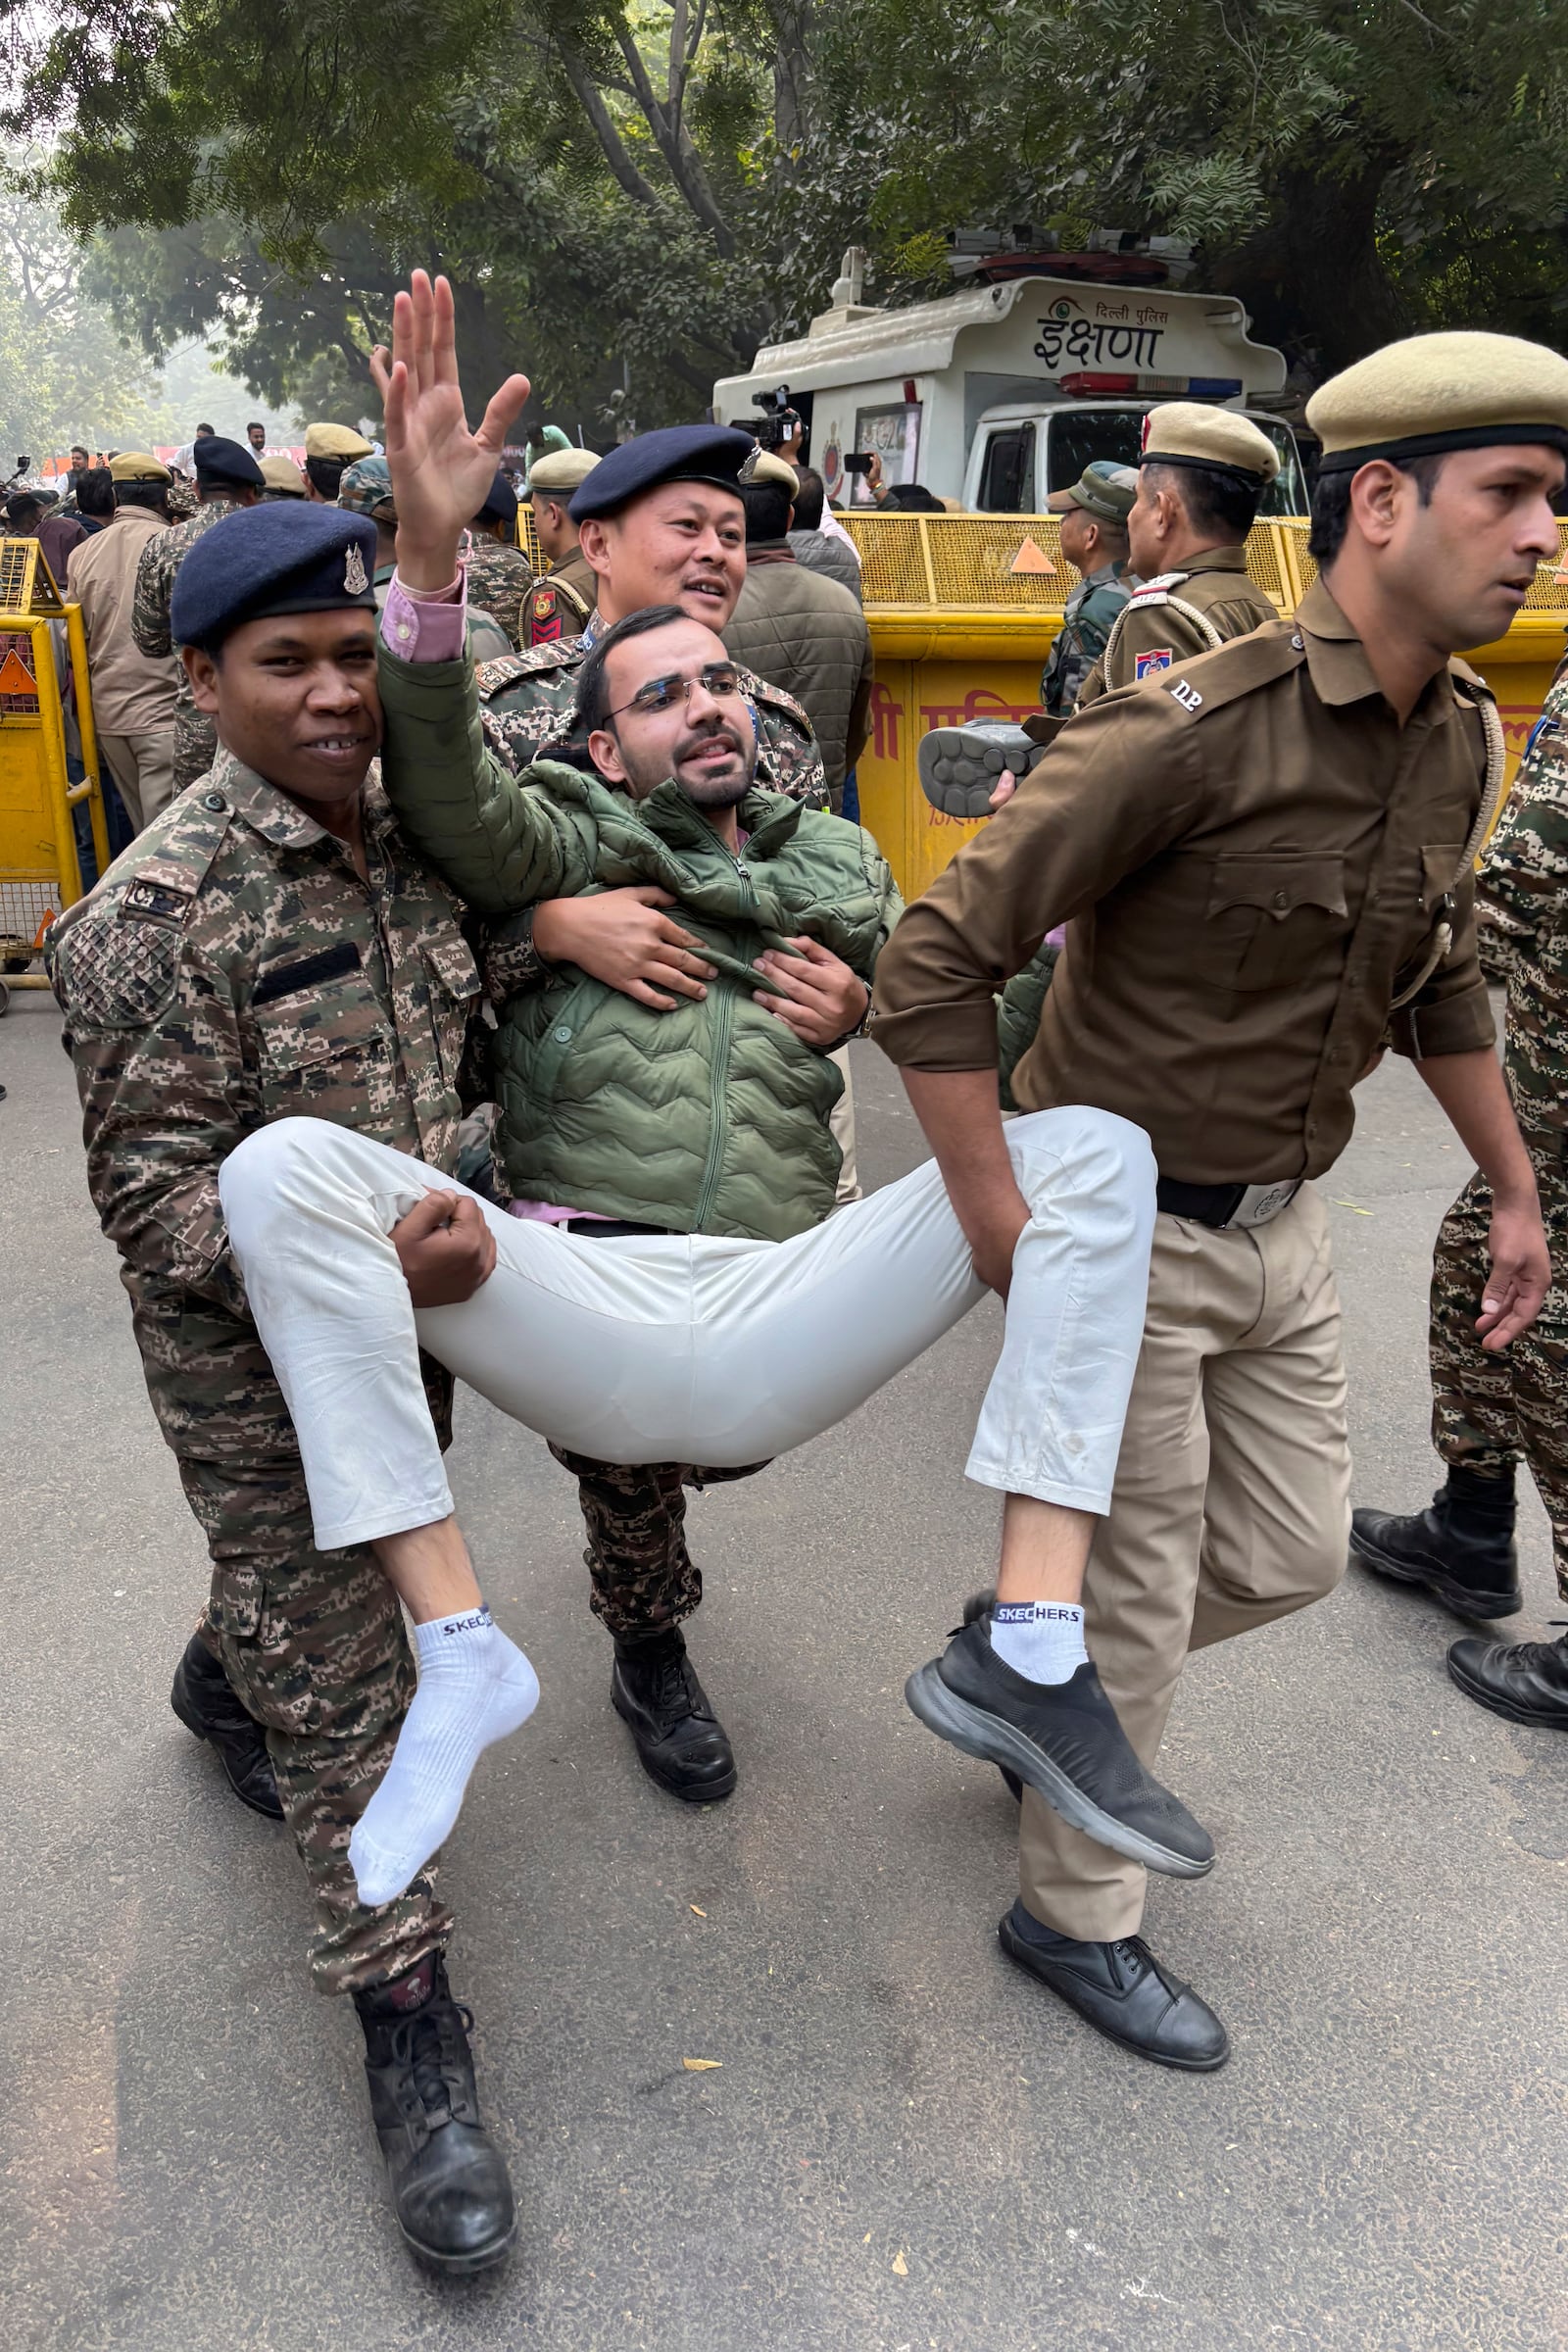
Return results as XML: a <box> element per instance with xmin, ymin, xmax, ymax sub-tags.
<box><xmin>210</xmin><ymin>268</ymin><xmax>1212</xmax><ymax>1936</ymax></box>
<box><xmin>872</xmin><ymin>331</ymin><xmax>1560</xmax><ymax>2071</ymax></box>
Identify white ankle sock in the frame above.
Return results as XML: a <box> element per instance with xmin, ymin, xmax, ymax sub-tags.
<box><xmin>990</xmin><ymin>1599</ymin><xmax>1088</xmax><ymax>1686</ymax></box>
<box><xmin>350</xmin><ymin>1606</ymin><xmax>539</xmax><ymax>1908</ymax></box>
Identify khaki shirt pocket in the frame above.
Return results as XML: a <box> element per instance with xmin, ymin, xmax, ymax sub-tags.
<box><xmin>1197</xmin><ymin>854</ymin><xmax>1349</xmax><ymax>991</ymax></box>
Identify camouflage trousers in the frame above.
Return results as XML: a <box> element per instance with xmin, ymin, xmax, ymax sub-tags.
<box><xmin>1430</xmin><ymin>1148</ymin><xmax>1568</xmax><ymax>1600</ymax></box>
<box><xmin>132</xmin><ymin>1275</ymin><xmax>454</xmax><ymax>1995</ymax></box>
<box><xmin>548</xmin><ymin>1444</ymin><xmax>766</xmax><ymax>1642</ymax></box>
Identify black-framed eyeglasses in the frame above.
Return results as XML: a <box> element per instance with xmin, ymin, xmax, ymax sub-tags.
<box><xmin>606</xmin><ymin>662</ymin><xmax>745</xmax><ymax>720</ymax></box>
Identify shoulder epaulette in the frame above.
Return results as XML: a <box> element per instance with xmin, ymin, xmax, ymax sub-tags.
<box><xmin>476</xmin><ymin>642</ymin><xmax>584</xmax><ymax>699</ymax></box>
<box><xmin>1149</xmin><ymin>618</ymin><xmax>1305</xmax><ymax>722</ymax></box>
<box><xmin>1125</xmin><ymin>571</ymin><xmax>1192</xmax><ymax>605</ymax></box>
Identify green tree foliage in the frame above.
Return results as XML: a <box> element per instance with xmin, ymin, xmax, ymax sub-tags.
<box><xmin>5</xmin><ymin>1</ymin><xmax>1568</xmax><ymax>424</ymax></box>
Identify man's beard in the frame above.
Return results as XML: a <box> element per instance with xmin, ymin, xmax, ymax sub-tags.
<box><xmin>624</xmin><ymin>715</ymin><xmax>756</xmax><ymax>809</ymax></box>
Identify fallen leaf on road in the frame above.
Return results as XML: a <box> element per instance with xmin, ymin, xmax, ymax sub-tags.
<box><xmin>690</xmin><ymin>1905</ymin><xmax>707</xmax><ymax>1917</ymax></box>
<box><xmin>892</xmin><ymin>2250</ymin><xmax>908</xmax><ymax>2277</ymax></box>
<box><xmin>1330</xmin><ymin>1199</ymin><xmax>1374</xmax><ymax>1215</ymax></box>
<box><xmin>682</xmin><ymin>2057</ymin><xmax>721</xmax><ymax>2072</ymax></box>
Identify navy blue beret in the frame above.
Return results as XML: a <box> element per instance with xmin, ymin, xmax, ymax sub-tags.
<box><xmin>474</xmin><ymin>468</ymin><xmax>518</xmax><ymax>527</ymax></box>
<box><xmin>568</xmin><ymin>424</ymin><xmax>759</xmax><ymax>521</ymax></box>
<box><xmin>191</xmin><ymin>434</ymin><xmax>267</xmax><ymax>490</ymax></box>
<box><xmin>171</xmin><ymin>503</ymin><xmax>379</xmax><ymax>650</ymax></box>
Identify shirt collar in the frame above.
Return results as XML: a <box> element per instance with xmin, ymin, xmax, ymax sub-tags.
<box><xmin>212</xmin><ymin>745</ymin><xmax>395</xmax><ymax>850</ymax></box>
<box><xmin>1296</xmin><ymin>576</ymin><xmax>1458</xmax><ymax>718</ymax></box>
<box><xmin>1179</xmin><ymin>544</ymin><xmax>1250</xmax><ymax>578</ymax></box>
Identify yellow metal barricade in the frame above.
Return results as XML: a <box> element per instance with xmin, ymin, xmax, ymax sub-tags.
<box><xmin>847</xmin><ymin>514</ymin><xmax>1568</xmax><ymax>901</ymax></box>
<box><xmin>0</xmin><ymin>537</ymin><xmax>110</xmax><ymax>1012</ymax></box>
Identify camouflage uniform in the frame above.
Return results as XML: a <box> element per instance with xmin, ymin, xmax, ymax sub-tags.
<box><xmin>463</xmin><ymin>535</ymin><xmax>535</xmax><ymax>652</ymax></box>
<box><xmin>1038</xmin><ymin>561</ymin><xmax>1130</xmax><ymax>717</ymax></box>
<box><xmin>1429</xmin><ymin>654</ymin><xmax>1568</xmax><ymax>1600</ymax></box>
<box><xmin>131</xmin><ymin>498</ymin><xmax>247</xmax><ymax>794</ymax></box>
<box><xmin>48</xmin><ymin>748</ymin><xmax>481</xmax><ymax>1993</ymax></box>
<box><xmin>523</xmin><ymin>545</ymin><xmax>596</xmax><ymax>647</ymax></box>
<box><xmin>471</xmin><ymin>632</ymin><xmax>825</xmax><ymax>1644</ymax></box>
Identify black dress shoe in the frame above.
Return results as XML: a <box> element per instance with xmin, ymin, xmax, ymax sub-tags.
<box><xmin>998</xmin><ymin>1901</ymin><xmax>1230</xmax><ymax>2072</ymax></box>
<box><xmin>906</xmin><ymin>1614</ymin><xmax>1213</xmax><ymax>1877</ymax></box>
<box><xmin>170</xmin><ymin>1634</ymin><xmax>284</xmax><ymax>1820</ymax></box>
<box><xmin>612</xmin><ymin>1631</ymin><xmax>737</xmax><ymax>1802</ymax></box>
<box><xmin>1446</xmin><ymin>1629</ymin><xmax>1568</xmax><ymax>1728</ymax></box>
<box><xmin>357</xmin><ymin>1955</ymin><xmax>516</xmax><ymax>2275</ymax></box>
<box><xmin>1350</xmin><ymin>1479</ymin><xmax>1521</xmax><ymax>1620</ymax></box>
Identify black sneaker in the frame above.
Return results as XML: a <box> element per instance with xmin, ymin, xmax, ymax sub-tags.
<box><xmin>356</xmin><ymin>1955</ymin><xmax>516</xmax><ymax>2275</ymax></box>
<box><xmin>917</xmin><ymin>722</ymin><xmax>1046</xmax><ymax>819</ymax></box>
<box><xmin>170</xmin><ymin>1634</ymin><xmax>283</xmax><ymax>1820</ymax></box>
<box><xmin>1350</xmin><ymin>1485</ymin><xmax>1521</xmax><ymax>1620</ymax></box>
<box><xmin>906</xmin><ymin>1613</ymin><xmax>1213</xmax><ymax>1878</ymax></box>
<box><xmin>998</xmin><ymin>1901</ymin><xmax>1229</xmax><ymax>2071</ymax></box>
<box><xmin>1446</xmin><ymin>1629</ymin><xmax>1568</xmax><ymax>1729</ymax></box>
<box><xmin>612</xmin><ymin>1631</ymin><xmax>737</xmax><ymax>1802</ymax></box>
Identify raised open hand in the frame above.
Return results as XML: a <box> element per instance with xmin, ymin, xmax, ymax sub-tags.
<box><xmin>369</xmin><ymin>270</ymin><xmax>529</xmax><ymax>586</ymax></box>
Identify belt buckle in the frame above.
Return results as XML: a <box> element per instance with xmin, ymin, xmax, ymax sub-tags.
<box><xmin>1226</xmin><ymin>1180</ymin><xmax>1301</xmax><ymax>1230</ymax></box>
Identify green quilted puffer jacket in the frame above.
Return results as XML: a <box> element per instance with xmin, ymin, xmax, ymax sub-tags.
<box><xmin>378</xmin><ymin>645</ymin><xmax>901</xmax><ymax>1241</ymax></box>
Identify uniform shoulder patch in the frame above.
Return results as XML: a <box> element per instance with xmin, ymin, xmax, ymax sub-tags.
<box><xmin>49</xmin><ymin>894</ymin><xmax>186</xmax><ymax>1031</ymax></box>
<box><xmin>1134</xmin><ymin>647</ymin><xmax>1173</xmax><ymax>680</ymax></box>
<box><xmin>1154</xmin><ymin>617</ymin><xmax>1303</xmax><ymax>720</ymax></box>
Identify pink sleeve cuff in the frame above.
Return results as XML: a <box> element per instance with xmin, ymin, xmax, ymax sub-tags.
<box><xmin>380</xmin><ymin>569</ymin><xmax>468</xmax><ymax>663</ymax></box>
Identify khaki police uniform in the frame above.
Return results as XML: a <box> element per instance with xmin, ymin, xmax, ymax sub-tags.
<box><xmin>1076</xmin><ymin>546</ymin><xmax>1277</xmax><ymax>708</ymax></box>
<box><xmin>873</xmin><ymin>576</ymin><xmax>1503</xmax><ymax>1940</ymax></box>
<box><xmin>525</xmin><ymin>543</ymin><xmax>596</xmax><ymax>646</ymax></box>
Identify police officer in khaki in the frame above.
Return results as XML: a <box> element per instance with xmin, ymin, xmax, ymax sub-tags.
<box><xmin>523</xmin><ymin>444</ymin><xmax>600</xmax><ymax>644</ymax></box>
<box><xmin>1076</xmin><ymin>405</ymin><xmax>1282</xmax><ymax>707</ymax></box>
<box><xmin>873</xmin><ymin>331</ymin><xmax>1563</xmax><ymax>2070</ymax></box>
<box><xmin>303</xmin><ymin>419</ymin><xmax>374</xmax><ymax>502</ymax></box>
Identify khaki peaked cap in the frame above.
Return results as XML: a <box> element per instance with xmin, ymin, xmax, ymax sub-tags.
<box><xmin>1141</xmin><ymin>404</ymin><xmax>1279</xmax><ymax>484</ymax></box>
<box><xmin>108</xmin><ymin>451</ymin><xmax>171</xmax><ymax>484</ymax></box>
<box><xmin>1307</xmin><ymin>331</ymin><xmax>1568</xmax><ymax>473</ymax></box>
<box><xmin>748</xmin><ymin>451</ymin><xmax>801</xmax><ymax>495</ymax></box>
<box><xmin>305</xmin><ymin>422</ymin><xmax>374</xmax><ymax>463</ymax></box>
<box><xmin>528</xmin><ymin>447</ymin><xmax>601</xmax><ymax>496</ymax></box>
<box><xmin>259</xmin><ymin>454</ymin><xmax>308</xmax><ymax>497</ymax></box>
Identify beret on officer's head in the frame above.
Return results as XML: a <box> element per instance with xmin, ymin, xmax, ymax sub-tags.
<box><xmin>1047</xmin><ymin>460</ymin><xmax>1139</xmax><ymax>521</ymax></box>
<box><xmin>1307</xmin><ymin>331</ymin><xmax>1568</xmax><ymax>473</ymax></box>
<box><xmin>192</xmin><ymin>434</ymin><xmax>267</xmax><ymax>491</ymax></box>
<box><xmin>1140</xmin><ymin>404</ymin><xmax>1280</xmax><ymax>484</ymax></box>
<box><xmin>259</xmin><ymin>454</ymin><xmax>308</xmax><ymax>498</ymax></box>
<box><xmin>108</xmin><ymin>450</ymin><xmax>172</xmax><ymax>485</ymax></box>
<box><xmin>474</xmin><ymin>469</ymin><xmax>517</xmax><ymax>527</ymax></box>
<box><xmin>568</xmin><ymin>424</ymin><xmax>760</xmax><ymax>522</ymax></box>
<box><xmin>528</xmin><ymin>446</ymin><xmax>600</xmax><ymax>497</ymax></box>
<box><xmin>170</xmin><ymin>503</ymin><xmax>378</xmax><ymax>652</ymax></box>
<box><xmin>337</xmin><ymin>455</ymin><xmax>397</xmax><ymax>522</ymax></box>
<box><xmin>305</xmin><ymin>421</ymin><xmax>375</xmax><ymax>463</ymax></box>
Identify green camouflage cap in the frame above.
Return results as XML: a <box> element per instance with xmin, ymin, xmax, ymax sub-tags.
<box><xmin>337</xmin><ymin>456</ymin><xmax>397</xmax><ymax>523</ymax></box>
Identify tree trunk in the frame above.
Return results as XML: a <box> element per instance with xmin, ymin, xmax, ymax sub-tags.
<box><xmin>1218</xmin><ymin>149</ymin><xmax>1408</xmax><ymax>380</ymax></box>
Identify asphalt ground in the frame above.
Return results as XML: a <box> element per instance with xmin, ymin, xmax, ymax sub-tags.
<box><xmin>2</xmin><ymin>993</ymin><xmax>1565</xmax><ymax>2351</ymax></box>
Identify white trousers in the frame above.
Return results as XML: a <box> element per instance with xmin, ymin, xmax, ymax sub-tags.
<box><xmin>219</xmin><ymin>1108</ymin><xmax>1156</xmax><ymax>1555</ymax></box>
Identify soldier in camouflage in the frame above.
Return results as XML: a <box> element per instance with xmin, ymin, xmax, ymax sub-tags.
<box><xmin>50</xmin><ymin>500</ymin><xmax>516</xmax><ymax>2273</ymax></box>
<box><xmin>462</xmin><ymin>468</ymin><xmax>534</xmax><ymax>650</ymax></box>
<box><xmin>132</xmin><ymin>435</ymin><xmax>266</xmax><ymax>795</ymax></box>
<box><xmin>1351</xmin><ymin>651</ymin><xmax>1568</xmax><ymax>1733</ymax></box>
<box><xmin>1037</xmin><ymin>464</ymin><xmax>1137</xmax><ymax>718</ymax></box>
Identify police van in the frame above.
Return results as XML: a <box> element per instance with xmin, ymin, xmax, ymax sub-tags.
<box><xmin>712</xmin><ymin>270</ymin><xmax>1306</xmax><ymax>513</ymax></box>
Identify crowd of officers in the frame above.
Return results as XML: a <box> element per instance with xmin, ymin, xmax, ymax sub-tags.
<box><xmin>29</xmin><ymin>307</ymin><xmax>1568</xmax><ymax>2278</ymax></box>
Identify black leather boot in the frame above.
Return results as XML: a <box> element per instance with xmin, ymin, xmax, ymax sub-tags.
<box><xmin>612</xmin><ymin>1629</ymin><xmax>737</xmax><ymax>1802</ymax></box>
<box><xmin>1446</xmin><ymin>1628</ymin><xmax>1568</xmax><ymax>1728</ymax></box>
<box><xmin>356</xmin><ymin>1954</ymin><xmax>516</xmax><ymax>2274</ymax></box>
<box><xmin>169</xmin><ymin>1634</ymin><xmax>283</xmax><ymax>1819</ymax></box>
<box><xmin>998</xmin><ymin>1901</ymin><xmax>1230</xmax><ymax>2071</ymax></box>
<box><xmin>1350</xmin><ymin>1468</ymin><xmax>1521</xmax><ymax>1619</ymax></box>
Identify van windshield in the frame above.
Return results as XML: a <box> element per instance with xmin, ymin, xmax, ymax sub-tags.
<box><xmin>1044</xmin><ymin>409</ymin><xmax>1307</xmax><ymax>516</ymax></box>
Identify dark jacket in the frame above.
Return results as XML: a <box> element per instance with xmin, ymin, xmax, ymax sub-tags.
<box><xmin>722</xmin><ymin>545</ymin><xmax>874</xmax><ymax>801</ymax></box>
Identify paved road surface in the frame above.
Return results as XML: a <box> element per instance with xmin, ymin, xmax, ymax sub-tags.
<box><xmin>2</xmin><ymin>993</ymin><xmax>1564</xmax><ymax>2350</ymax></box>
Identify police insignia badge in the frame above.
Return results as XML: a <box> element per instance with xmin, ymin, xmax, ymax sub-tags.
<box><xmin>738</xmin><ymin>441</ymin><xmax>761</xmax><ymax>483</ymax></box>
<box><xmin>343</xmin><ymin>544</ymin><xmax>369</xmax><ymax>595</ymax></box>
<box><xmin>529</xmin><ymin>586</ymin><xmax>561</xmax><ymax>645</ymax></box>
<box><xmin>1135</xmin><ymin>648</ymin><xmax>1173</xmax><ymax>680</ymax></box>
